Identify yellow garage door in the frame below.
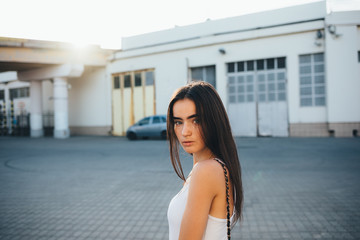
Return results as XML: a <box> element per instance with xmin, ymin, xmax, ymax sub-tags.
<box><xmin>112</xmin><ymin>70</ymin><xmax>155</xmax><ymax>136</ymax></box>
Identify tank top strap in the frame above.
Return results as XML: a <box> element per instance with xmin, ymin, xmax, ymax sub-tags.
<box><xmin>214</xmin><ymin>158</ymin><xmax>226</xmax><ymax>167</ymax></box>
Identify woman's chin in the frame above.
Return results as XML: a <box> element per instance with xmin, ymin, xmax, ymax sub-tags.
<box><xmin>182</xmin><ymin>148</ymin><xmax>194</xmax><ymax>155</ymax></box>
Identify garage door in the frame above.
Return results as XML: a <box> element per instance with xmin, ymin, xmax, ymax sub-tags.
<box><xmin>227</xmin><ymin>58</ymin><xmax>288</xmax><ymax>137</ymax></box>
<box><xmin>112</xmin><ymin>70</ymin><xmax>155</xmax><ymax>136</ymax></box>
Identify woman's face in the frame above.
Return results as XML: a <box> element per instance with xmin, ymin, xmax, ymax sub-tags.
<box><xmin>172</xmin><ymin>98</ymin><xmax>209</xmax><ymax>156</ymax></box>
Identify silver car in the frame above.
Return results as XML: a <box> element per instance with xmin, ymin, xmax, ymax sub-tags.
<box><xmin>126</xmin><ymin>115</ymin><xmax>167</xmax><ymax>140</ymax></box>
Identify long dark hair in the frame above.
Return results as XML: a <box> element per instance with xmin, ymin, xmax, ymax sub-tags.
<box><xmin>167</xmin><ymin>81</ymin><xmax>243</xmax><ymax>222</ymax></box>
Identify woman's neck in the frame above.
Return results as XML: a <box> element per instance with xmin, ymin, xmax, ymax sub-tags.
<box><xmin>192</xmin><ymin>149</ymin><xmax>214</xmax><ymax>166</ymax></box>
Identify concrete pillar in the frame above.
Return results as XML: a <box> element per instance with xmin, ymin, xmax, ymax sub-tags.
<box><xmin>53</xmin><ymin>77</ymin><xmax>70</xmax><ymax>138</ymax></box>
<box><xmin>30</xmin><ymin>81</ymin><xmax>44</xmax><ymax>137</ymax></box>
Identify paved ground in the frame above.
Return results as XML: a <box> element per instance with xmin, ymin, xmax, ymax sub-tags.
<box><xmin>0</xmin><ymin>136</ymin><xmax>359</xmax><ymax>240</ymax></box>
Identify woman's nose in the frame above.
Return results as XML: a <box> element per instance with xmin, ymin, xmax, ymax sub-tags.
<box><xmin>182</xmin><ymin>122</ymin><xmax>192</xmax><ymax>136</ymax></box>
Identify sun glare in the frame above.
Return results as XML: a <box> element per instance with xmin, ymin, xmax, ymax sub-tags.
<box><xmin>70</xmin><ymin>41</ymin><xmax>93</xmax><ymax>51</ymax></box>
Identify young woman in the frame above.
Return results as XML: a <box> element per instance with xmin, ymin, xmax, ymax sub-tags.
<box><xmin>167</xmin><ymin>81</ymin><xmax>243</xmax><ymax>240</ymax></box>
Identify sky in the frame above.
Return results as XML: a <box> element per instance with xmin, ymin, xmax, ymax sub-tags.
<box><xmin>0</xmin><ymin>0</ymin><xmax>359</xmax><ymax>49</ymax></box>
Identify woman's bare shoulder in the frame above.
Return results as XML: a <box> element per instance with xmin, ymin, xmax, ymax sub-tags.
<box><xmin>192</xmin><ymin>159</ymin><xmax>225</xmax><ymax>183</ymax></box>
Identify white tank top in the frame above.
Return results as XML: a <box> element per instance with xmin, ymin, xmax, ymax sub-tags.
<box><xmin>167</xmin><ymin>175</ymin><xmax>235</xmax><ymax>240</ymax></box>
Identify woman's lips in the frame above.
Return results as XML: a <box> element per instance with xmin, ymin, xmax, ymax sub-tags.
<box><xmin>182</xmin><ymin>141</ymin><xmax>194</xmax><ymax>147</ymax></box>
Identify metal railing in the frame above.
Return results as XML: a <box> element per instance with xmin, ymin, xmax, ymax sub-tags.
<box><xmin>0</xmin><ymin>101</ymin><xmax>54</xmax><ymax>137</ymax></box>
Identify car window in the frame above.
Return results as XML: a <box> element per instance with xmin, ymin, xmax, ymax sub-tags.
<box><xmin>138</xmin><ymin>117</ymin><xmax>150</xmax><ymax>126</ymax></box>
<box><xmin>161</xmin><ymin>117</ymin><xmax>166</xmax><ymax>123</ymax></box>
<box><xmin>153</xmin><ymin>116</ymin><xmax>161</xmax><ymax>124</ymax></box>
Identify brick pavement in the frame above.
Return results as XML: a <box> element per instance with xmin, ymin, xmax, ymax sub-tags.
<box><xmin>0</xmin><ymin>136</ymin><xmax>359</xmax><ymax>240</ymax></box>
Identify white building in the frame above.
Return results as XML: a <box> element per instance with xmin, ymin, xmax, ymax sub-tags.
<box><xmin>108</xmin><ymin>1</ymin><xmax>360</xmax><ymax>137</ymax></box>
<box><xmin>0</xmin><ymin>39</ymin><xmax>112</xmax><ymax>138</ymax></box>
<box><xmin>1</xmin><ymin>1</ymin><xmax>359</xmax><ymax>138</ymax></box>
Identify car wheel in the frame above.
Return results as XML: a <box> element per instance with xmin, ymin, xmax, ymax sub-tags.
<box><xmin>127</xmin><ymin>132</ymin><xmax>137</xmax><ymax>140</ymax></box>
<box><xmin>161</xmin><ymin>130</ymin><xmax>167</xmax><ymax>140</ymax></box>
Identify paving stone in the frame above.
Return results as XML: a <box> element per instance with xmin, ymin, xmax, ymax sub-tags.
<box><xmin>0</xmin><ymin>136</ymin><xmax>359</xmax><ymax>239</ymax></box>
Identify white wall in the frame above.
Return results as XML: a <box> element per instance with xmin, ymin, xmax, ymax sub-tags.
<box><xmin>41</xmin><ymin>80</ymin><xmax>53</xmax><ymax>114</ymax></box>
<box><xmin>111</xmin><ymin>28</ymin><xmax>328</xmax><ymax>124</ymax></box>
<box><xmin>68</xmin><ymin>66</ymin><xmax>111</xmax><ymax>127</ymax></box>
<box><xmin>325</xmin><ymin>25</ymin><xmax>360</xmax><ymax>122</ymax></box>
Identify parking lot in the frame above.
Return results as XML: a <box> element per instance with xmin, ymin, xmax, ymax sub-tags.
<box><xmin>0</xmin><ymin>136</ymin><xmax>359</xmax><ymax>239</ymax></box>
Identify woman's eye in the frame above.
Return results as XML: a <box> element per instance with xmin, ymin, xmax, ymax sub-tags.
<box><xmin>193</xmin><ymin>119</ymin><xmax>200</xmax><ymax>124</ymax></box>
<box><xmin>174</xmin><ymin>121</ymin><xmax>182</xmax><ymax>126</ymax></box>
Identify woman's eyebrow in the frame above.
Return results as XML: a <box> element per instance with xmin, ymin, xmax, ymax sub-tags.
<box><xmin>173</xmin><ymin>114</ymin><xmax>198</xmax><ymax>120</ymax></box>
<box><xmin>187</xmin><ymin>114</ymin><xmax>198</xmax><ymax>119</ymax></box>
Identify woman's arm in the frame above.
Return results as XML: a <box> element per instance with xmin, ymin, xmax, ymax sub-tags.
<box><xmin>178</xmin><ymin>161</ymin><xmax>221</xmax><ymax>240</ymax></box>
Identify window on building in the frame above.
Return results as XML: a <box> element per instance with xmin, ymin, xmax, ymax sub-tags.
<box><xmin>114</xmin><ymin>70</ymin><xmax>154</xmax><ymax>90</ymax></box>
<box><xmin>266</xmin><ymin>59</ymin><xmax>275</xmax><ymax>69</ymax></box>
<box><xmin>146</xmin><ymin>71</ymin><xmax>154</xmax><ymax>86</ymax></box>
<box><xmin>299</xmin><ymin>53</ymin><xmax>326</xmax><ymax>107</ymax></box>
<box><xmin>227</xmin><ymin>57</ymin><xmax>287</xmax><ymax>104</ymax></box>
<box><xmin>113</xmin><ymin>76</ymin><xmax>120</xmax><ymax>89</ymax></box>
<box><xmin>256</xmin><ymin>60</ymin><xmax>264</xmax><ymax>70</ymax></box>
<box><xmin>236</xmin><ymin>62</ymin><xmax>244</xmax><ymax>72</ymax></box>
<box><xmin>358</xmin><ymin>51</ymin><xmax>360</xmax><ymax>62</ymax></box>
<box><xmin>191</xmin><ymin>65</ymin><xmax>216</xmax><ymax>88</ymax></box>
<box><xmin>10</xmin><ymin>87</ymin><xmax>29</xmax><ymax>100</ymax></box>
<box><xmin>246</xmin><ymin>61</ymin><xmax>254</xmax><ymax>71</ymax></box>
<box><xmin>277</xmin><ymin>57</ymin><xmax>286</xmax><ymax>68</ymax></box>
<box><xmin>228</xmin><ymin>63</ymin><xmax>235</xmax><ymax>73</ymax></box>
<box><xmin>124</xmin><ymin>75</ymin><xmax>131</xmax><ymax>88</ymax></box>
<box><xmin>135</xmin><ymin>73</ymin><xmax>142</xmax><ymax>87</ymax></box>
<box><xmin>228</xmin><ymin>76</ymin><xmax>235</xmax><ymax>103</ymax></box>
<box><xmin>0</xmin><ymin>90</ymin><xmax>4</xmax><ymax>101</ymax></box>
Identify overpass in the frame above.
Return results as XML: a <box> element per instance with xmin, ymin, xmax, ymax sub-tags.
<box><xmin>0</xmin><ymin>37</ymin><xmax>112</xmax><ymax>138</ymax></box>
